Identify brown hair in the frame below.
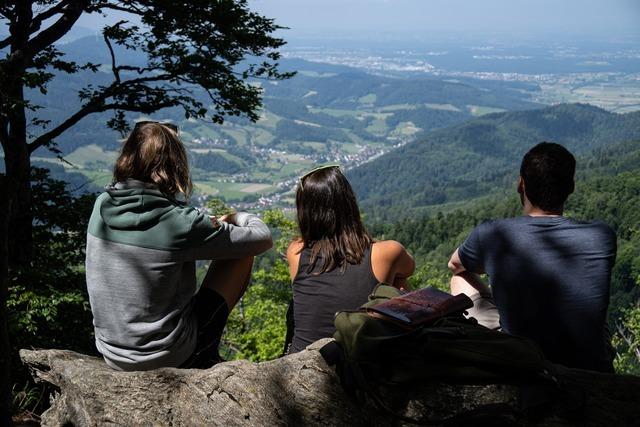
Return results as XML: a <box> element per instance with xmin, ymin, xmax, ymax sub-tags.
<box><xmin>296</xmin><ymin>166</ymin><xmax>373</xmax><ymax>273</ymax></box>
<box><xmin>113</xmin><ymin>122</ymin><xmax>193</xmax><ymax>198</ymax></box>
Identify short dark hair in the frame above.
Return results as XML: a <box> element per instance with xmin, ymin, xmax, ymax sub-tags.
<box><xmin>520</xmin><ymin>142</ymin><xmax>576</xmax><ymax>212</ymax></box>
<box><xmin>296</xmin><ymin>166</ymin><xmax>372</xmax><ymax>273</ymax></box>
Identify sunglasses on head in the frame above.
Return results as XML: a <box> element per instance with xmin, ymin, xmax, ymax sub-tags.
<box><xmin>298</xmin><ymin>164</ymin><xmax>341</xmax><ymax>190</ymax></box>
<box><xmin>134</xmin><ymin>120</ymin><xmax>179</xmax><ymax>133</ymax></box>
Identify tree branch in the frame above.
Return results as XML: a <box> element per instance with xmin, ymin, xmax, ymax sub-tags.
<box><xmin>88</xmin><ymin>2</ymin><xmax>144</xmax><ymax>15</ymax></box>
<box><xmin>28</xmin><ymin>71</ymin><xmax>178</xmax><ymax>153</ymax></box>
<box><xmin>116</xmin><ymin>65</ymin><xmax>152</xmax><ymax>75</ymax></box>
<box><xmin>116</xmin><ymin>74</ymin><xmax>174</xmax><ymax>86</ymax></box>
<box><xmin>230</xmin><ymin>70</ymin><xmax>289</xmax><ymax>82</ymax></box>
<box><xmin>0</xmin><ymin>36</ymin><xmax>10</xmax><ymax>50</ymax></box>
<box><xmin>102</xmin><ymin>101</ymin><xmax>178</xmax><ymax>113</ymax></box>
<box><xmin>0</xmin><ymin>5</ymin><xmax>15</xmax><ymax>21</ymax></box>
<box><xmin>616</xmin><ymin>321</ymin><xmax>639</xmax><ymax>362</ymax></box>
<box><xmin>0</xmin><ymin>5</ymin><xmax>16</xmax><ymax>48</ymax></box>
<box><xmin>28</xmin><ymin>99</ymin><xmax>102</xmax><ymax>153</ymax></box>
<box><xmin>24</xmin><ymin>0</ymin><xmax>87</xmax><ymax>57</ymax></box>
<box><xmin>29</xmin><ymin>0</ymin><xmax>73</xmax><ymax>35</ymax></box>
<box><xmin>103</xmin><ymin>33</ymin><xmax>120</xmax><ymax>83</ymax></box>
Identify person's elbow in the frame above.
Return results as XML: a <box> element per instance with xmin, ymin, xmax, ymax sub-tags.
<box><xmin>405</xmin><ymin>252</ymin><xmax>416</xmax><ymax>276</ymax></box>
<box><xmin>448</xmin><ymin>249</ymin><xmax>465</xmax><ymax>275</ymax></box>
<box><xmin>252</xmin><ymin>225</ymin><xmax>274</xmax><ymax>255</ymax></box>
<box><xmin>238</xmin><ymin>214</ymin><xmax>274</xmax><ymax>255</ymax></box>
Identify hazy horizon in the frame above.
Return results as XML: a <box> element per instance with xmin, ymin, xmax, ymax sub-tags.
<box><xmin>66</xmin><ymin>0</ymin><xmax>640</xmax><ymax>45</ymax></box>
<box><xmin>249</xmin><ymin>0</ymin><xmax>640</xmax><ymax>40</ymax></box>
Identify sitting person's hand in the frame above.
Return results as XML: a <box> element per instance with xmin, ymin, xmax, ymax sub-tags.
<box><xmin>219</xmin><ymin>213</ymin><xmax>238</xmax><ymax>226</ymax></box>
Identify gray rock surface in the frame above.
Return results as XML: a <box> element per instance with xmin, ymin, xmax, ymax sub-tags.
<box><xmin>20</xmin><ymin>339</ymin><xmax>640</xmax><ymax>426</ymax></box>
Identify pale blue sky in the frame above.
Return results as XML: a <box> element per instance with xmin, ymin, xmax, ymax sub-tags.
<box><xmin>74</xmin><ymin>1</ymin><xmax>640</xmax><ymax>41</ymax></box>
<box><xmin>249</xmin><ymin>0</ymin><xmax>640</xmax><ymax>37</ymax></box>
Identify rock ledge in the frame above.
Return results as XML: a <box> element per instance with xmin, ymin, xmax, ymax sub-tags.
<box><xmin>20</xmin><ymin>340</ymin><xmax>640</xmax><ymax>426</ymax></box>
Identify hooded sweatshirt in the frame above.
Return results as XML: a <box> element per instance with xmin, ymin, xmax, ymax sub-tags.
<box><xmin>85</xmin><ymin>179</ymin><xmax>272</xmax><ymax>371</ymax></box>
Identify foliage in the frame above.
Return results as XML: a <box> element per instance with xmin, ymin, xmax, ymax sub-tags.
<box><xmin>407</xmin><ymin>262</ymin><xmax>451</xmax><ymax>292</ymax></box>
<box><xmin>205</xmin><ymin>198</ymin><xmax>236</xmax><ymax>217</ymax></box>
<box><xmin>385</xmin><ymin>107</ymin><xmax>468</xmax><ymax>130</ymax></box>
<box><xmin>1</xmin><ymin>1</ymin><xmax>293</xmax><ymax>150</ymax></box>
<box><xmin>21</xmin><ymin>43</ymin><xmax>541</xmax><ymax>157</ymax></box>
<box><xmin>8</xmin><ymin>168</ymin><xmax>96</xmax><ymax>417</ymax></box>
<box><xmin>220</xmin><ymin>210</ymin><xmax>296</xmax><ymax>361</ymax></box>
<box><xmin>262</xmin><ymin>209</ymin><xmax>298</xmax><ymax>254</ymax></box>
<box><xmin>265</xmin><ymin>70</ymin><xmax>537</xmax><ymax>111</ymax></box>
<box><xmin>221</xmin><ymin>266</ymin><xmax>291</xmax><ymax>361</ymax></box>
<box><xmin>613</xmin><ymin>305</ymin><xmax>640</xmax><ymax>375</ymax></box>
<box><xmin>11</xmin><ymin>382</ymin><xmax>44</xmax><ymax>424</ymax></box>
<box><xmin>8</xmin><ymin>169</ymin><xmax>95</xmax><ymax>353</ymax></box>
<box><xmin>275</xmin><ymin>118</ymin><xmax>349</xmax><ymax>143</ymax></box>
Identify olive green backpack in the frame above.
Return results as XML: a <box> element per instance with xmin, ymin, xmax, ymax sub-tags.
<box><xmin>331</xmin><ymin>284</ymin><xmax>558</xmax><ymax>414</ymax></box>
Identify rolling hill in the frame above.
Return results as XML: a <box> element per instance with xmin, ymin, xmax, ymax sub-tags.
<box><xmin>348</xmin><ymin>103</ymin><xmax>640</xmax><ymax>220</ymax></box>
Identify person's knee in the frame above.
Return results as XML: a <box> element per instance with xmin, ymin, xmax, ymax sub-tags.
<box><xmin>228</xmin><ymin>256</ymin><xmax>255</xmax><ymax>281</ymax></box>
<box><xmin>450</xmin><ymin>273</ymin><xmax>476</xmax><ymax>296</ymax></box>
<box><xmin>466</xmin><ymin>293</ymin><xmax>501</xmax><ymax>330</ymax></box>
<box><xmin>236</xmin><ymin>256</ymin><xmax>255</xmax><ymax>269</ymax></box>
<box><xmin>202</xmin><ymin>257</ymin><xmax>254</xmax><ymax>309</ymax></box>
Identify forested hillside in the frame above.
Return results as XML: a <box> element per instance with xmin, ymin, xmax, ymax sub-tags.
<box><xmin>349</xmin><ymin>104</ymin><xmax>640</xmax><ymax>220</ymax></box>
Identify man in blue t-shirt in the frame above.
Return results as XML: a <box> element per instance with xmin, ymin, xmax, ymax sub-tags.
<box><xmin>448</xmin><ymin>142</ymin><xmax>616</xmax><ymax>372</ymax></box>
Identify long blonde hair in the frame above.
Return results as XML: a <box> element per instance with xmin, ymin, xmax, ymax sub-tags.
<box><xmin>113</xmin><ymin>122</ymin><xmax>193</xmax><ymax>197</ymax></box>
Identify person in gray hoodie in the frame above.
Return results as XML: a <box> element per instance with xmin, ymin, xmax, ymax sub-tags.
<box><xmin>85</xmin><ymin>121</ymin><xmax>273</xmax><ymax>371</ymax></box>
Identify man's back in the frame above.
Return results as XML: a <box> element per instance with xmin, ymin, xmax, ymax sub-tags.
<box><xmin>458</xmin><ymin>215</ymin><xmax>616</xmax><ymax>372</ymax></box>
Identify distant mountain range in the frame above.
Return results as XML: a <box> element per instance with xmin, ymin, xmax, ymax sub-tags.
<box><xmin>19</xmin><ymin>36</ymin><xmax>640</xmax><ymax>215</ymax></box>
<box><xmin>348</xmin><ymin>103</ymin><xmax>640</xmax><ymax>219</ymax></box>
<box><xmin>28</xmin><ymin>35</ymin><xmax>540</xmax><ymax>157</ymax></box>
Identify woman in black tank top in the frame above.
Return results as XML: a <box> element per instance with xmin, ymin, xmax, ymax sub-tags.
<box><xmin>286</xmin><ymin>165</ymin><xmax>415</xmax><ymax>353</ymax></box>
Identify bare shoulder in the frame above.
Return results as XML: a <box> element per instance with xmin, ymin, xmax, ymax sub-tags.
<box><xmin>286</xmin><ymin>238</ymin><xmax>304</xmax><ymax>281</ymax></box>
<box><xmin>371</xmin><ymin>240</ymin><xmax>415</xmax><ymax>285</ymax></box>
<box><xmin>286</xmin><ymin>238</ymin><xmax>305</xmax><ymax>261</ymax></box>
<box><xmin>372</xmin><ymin>240</ymin><xmax>407</xmax><ymax>259</ymax></box>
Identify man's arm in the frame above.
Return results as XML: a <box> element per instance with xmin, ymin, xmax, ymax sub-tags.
<box><xmin>448</xmin><ymin>248</ymin><xmax>491</xmax><ymax>296</ymax></box>
<box><xmin>447</xmin><ymin>248</ymin><xmax>467</xmax><ymax>275</ymax></box>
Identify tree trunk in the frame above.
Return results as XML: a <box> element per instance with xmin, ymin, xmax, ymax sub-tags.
<box><xmin>19</xmin><ymin>340</ymin><xmax>640</xmax><ymax>426</ymax></box>
<box><xmin>0</xmin><ymin>171</ymin><xmax>12</xmax><ymax>427</ymax></box>
<box><xmin>0</xmin><ymin>108</ymin><xmax>31</xmax><ymax>424</ymax></box>
<box><xmin>4</xmin><ymin>78</ymin><xmax>33</xmax><ymax>267</ymax></box>
<box><xmin>1</xmin><ymin>18</ymin><xmax>33</xmax><ymax>418</ymax></box>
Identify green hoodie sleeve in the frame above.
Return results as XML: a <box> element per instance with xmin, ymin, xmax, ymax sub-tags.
<box><xmin>88</xmin><ymin>186</ymin><xmax>272</xmax><ymax>255</ymax></box>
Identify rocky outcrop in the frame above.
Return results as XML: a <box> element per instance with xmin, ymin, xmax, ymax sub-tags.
<box><xmin>20</xmin><ymin>339</ymin><xmax>640</xmax><ymax>426</ymax></box>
